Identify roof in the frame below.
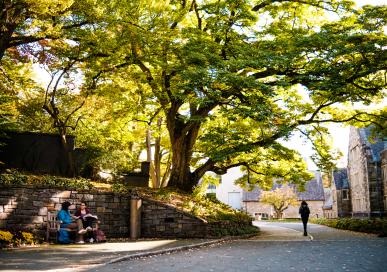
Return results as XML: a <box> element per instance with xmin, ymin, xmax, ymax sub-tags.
<box><xmin>332</xmin><ymin>168</ymin><xmax>349</xmax><ymax>190</ymax></box>
<box><xmin>358</xmin><ymin>127</ymin><xmax>387</xmax><ymax>162</ymax></box>
<box><xmin>243</xmin><ymin>171</ymin><xmax>325</xmax><ymax>202</ymax></box>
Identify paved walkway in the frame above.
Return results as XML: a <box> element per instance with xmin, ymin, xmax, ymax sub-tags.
<box><xmin>0</xmin><ymin>238</ymin><xmax>221</xmax><ymax>272</ymax></box>
<box><xmin>88</xmin><ymin>223</ymin><xmax>386</xmax><ymax>272</ymax></box>
<box><xmin>0</xmin><ymin>222</ymin><xmax>310</xmax><ymax>272</ymax></box>
<box><xmin>251</xmin><ymin>221</ymin><xmax>311</xmax><ymax>241</ymax></box>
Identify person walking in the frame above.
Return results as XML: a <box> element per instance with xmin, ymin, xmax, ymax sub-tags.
<box><xmin>299</xmin><ymin>200</ymin><xmax>310</xmax><ymax>236</ymax></box>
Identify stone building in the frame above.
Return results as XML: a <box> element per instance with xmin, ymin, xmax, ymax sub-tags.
<box><xmin>333</xmin><ymin>168</ymin><xmax>352</xmax><ymax>217</ymax></box>
<box><xmin>323</xmin><ymin>169</ymin><xmax>351</xmax><ymax>218</ymax></box>
<box><xmin>347</xmin><ymin>127</ymin><xmax>387</xmax><ymax>218</ymax></box>
<box><xmin>381</xmin><ymin>150</ymin><xmax>387</xmax><ymax>212</ymax></box>
<box><xmin>242</xmin><ymin>171</ymin><xmax>325</xmax><ymax>219</ymax></box>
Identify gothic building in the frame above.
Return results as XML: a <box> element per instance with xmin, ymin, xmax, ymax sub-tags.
<box><xmin>323</xmin><ymin>168</ymin><xmax>351</xmax><ymax>218</ymax></box>
<box><xmin>347</xmin><ymin>127</ymin><xmax>387</xmax><ymax>218</ymax></box>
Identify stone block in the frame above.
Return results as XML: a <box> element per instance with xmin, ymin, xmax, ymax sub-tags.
<box><xmin>174</xmin><ymin>227</ymin><xmax>182</xmax><ymax>233</ymax></box>
<box><xmin>143</xmin><ymin>219</ymin><xmax>153</xmax><ymax>225</ymax></box>
<box><xmin>97</xmin><ymin>207</ymin><xmax>105</xmax><ymax>213</ymax></box>
<box><xmin>0</xmin><ymin>197</ymin><xmax>10</xmax><ymax>204</ymax></box>
<box><xmin>38</xmin><ymin>207</ymin><xmax>48</xmax><ymax>215</ymax></box>
<box><xmin>50</xmin><ymin>197</ymin><xmax>60</xmax><ymax>203</ymax></box>
<box><xmin>33</xmin><ymin>201</ymin><xmax>44</xmax><ymax>207</ymax></box>
<box><xmin>4</xmin><ymin>208</ymin><xmax>15</xmax><ymax>213</ymax></box>
<box><xmin>109</xmin><ymin>202</ymin><xmax>119</xmax><ymax>209</ymax></box>
<box><xmin>56</xmin><ymin>191</ymin><xmax>72</xmax><ymax>198</ymax></box>
<box><xmin>156</xmin><ymin>225</ymin><xmax>165</xmax><ymax>232</ymax></box>
<box><xmin>0</xmin><ymin>213</ymin><xmax>9</xmax><ymax>219</ymax></box>
<box><xmin>87</xmin><ymin>201</ymin><xmax>96</xmax><ymax>207</ymax></box>
<box><xmin>83</xmin><ymin>194</ymin><xmax>94</xmax><ymax>201</ymax></box>
<box><xmin>32</xmin><ymin>217</ymin><xmax>44</xmax><ymax>223</ymax></box>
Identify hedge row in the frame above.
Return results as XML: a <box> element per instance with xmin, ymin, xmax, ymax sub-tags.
<box><xmin>311</xmin><ymin>218</ymin><xmax>387</xmax><ymax>237</ymax></box>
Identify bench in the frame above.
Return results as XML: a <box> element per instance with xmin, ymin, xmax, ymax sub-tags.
<box><xmin>46</xmin><ymin>211</ymin><xmax>99</xmax><ymax>242</ymax></box>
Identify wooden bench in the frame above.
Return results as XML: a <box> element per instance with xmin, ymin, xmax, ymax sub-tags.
<box><xmin>46</xmin><ymin>211</ymin><xmax>70</xmax><ymax>242</ymax></box>
<box><xmin>46</xmin><ymin>211</ymin><xmax>99</xmax><ymax>242</ymax></box>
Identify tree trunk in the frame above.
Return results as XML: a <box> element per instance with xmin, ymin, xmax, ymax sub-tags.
<box><xmin>168</xmin><ymin>137</ymin><xmax>196</xmax><ymax>191</ymax></box>
<box><xmin>154</xmin><ymin>117</ymin><xmax>162</xmax><ymax>187</ymax></box>
<box><xmin>167</xmin><ymin>122</ymin><xmax>202</xmax><ymax>192</ymax></box>
<box><xmin>146</xmin><ymin>128</ymin><xmax>157</xmax><ymax>187</ymax></box>
<box><xmin>59</xmin><ymin>130</ymin><xmax>75</xmax><ymax>177</ymax></box>
<box><xmin>275</xmin><ymin>210</ymin><xmax>282</xmax><ymax>219</ymax></box>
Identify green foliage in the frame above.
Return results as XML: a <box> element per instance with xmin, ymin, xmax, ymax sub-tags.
<box><xmin>311</xmin><ymin>218</ymin><xmax>387</xmax><ymax>237</ymax></box>
<box><xmin>0</xmin><ymin>170</ymin><xmax>93</xmax><ymax>190</ymax></box>
<box><xmin>210</xmin><ymin>224</ymin><xmax>259</xmax><ymax>238</ymax></box>
<box><xmin>134</xmin><ymin>186</ymin><xmax>253</xmax><ymax>224</ymax></box>
<box><xmin>2</xmin><ymin>0</ymin><xmax>386</xmax><ymax>192</ymax></box>
<box><xmin>192</xmin><ymin>174</ymin><xmax>220</xmax><ymax>201</ymax></box>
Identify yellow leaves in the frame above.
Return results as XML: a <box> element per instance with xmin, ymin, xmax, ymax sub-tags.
<box><xmin>25</xmin><ymin>0</ymin><xmax>74</xmax><ymax>15</ymax></box>
<box><xmin>260</xmin><ymin>185</ymin><xmax>299</xmax><ymax>210</ymax></box>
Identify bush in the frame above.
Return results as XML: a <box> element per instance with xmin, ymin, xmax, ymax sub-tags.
<box><xmin>0</xmin><ymin>229</ymin><xmax>38</xmax><ymax>248</ymax></box>
<box><xmin>0</xmin><ymin>170</ymin><xmax>93</xmax><ymax>190</ymax></box>
<box><xmin>0</xmin><ymin>230</ymin><xmax>13</xmax><ymax>247</ymax></box>
<box><xmin>311</xmin><ymin>218</ymin><xmax>387</xmax><ymax>237</ymax></box>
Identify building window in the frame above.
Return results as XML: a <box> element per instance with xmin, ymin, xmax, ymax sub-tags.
<box><xmin>342</xmin><ymin>189</ymin><xmax>349</xmax><ymax>200</ymax></box>
<box><xmin>207</xmin><ymin>184</ymin><xmax>216</xmax><ymax>190</ymax></box>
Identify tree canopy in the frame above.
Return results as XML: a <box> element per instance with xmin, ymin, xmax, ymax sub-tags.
<box><xmin>1</xmin><ymin>0</ymin><xmax>386</xmax><ymax>191</ymax></box>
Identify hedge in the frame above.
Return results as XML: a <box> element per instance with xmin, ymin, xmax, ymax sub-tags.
<box><xmin>311</xmin><ymin>218</ymin><xmax>387</xmax><ymax>237</ymax></box>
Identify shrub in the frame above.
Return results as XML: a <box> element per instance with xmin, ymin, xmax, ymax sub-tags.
<box><xmin>0</xmin><ymin>170</ymin><xmax>93</xmax><ymax>190</ymax></box>
<box><xmin>311</xmin><ymin>218</ymin><xmax>387</xmax><ymax>236</ymax></box>
<box><xmin>0</xmin><ymin>229</ymin><xmax>38</xmax><ymax>248</ymax></box>
<box><xmin>0</xmin><ymin>230</ymin><xmax>13</xmax><ymax>247</ymax></box>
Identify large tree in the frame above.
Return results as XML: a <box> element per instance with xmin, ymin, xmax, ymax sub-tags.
<box><xmin>3</xmin><ymin>1</ymin><xmax>386</xmax><ymax>191</ymax></box>
<box><xmin>79</xmin><ymin>0</ymin><xmax>386</xmax><ymax>191</ymax></box>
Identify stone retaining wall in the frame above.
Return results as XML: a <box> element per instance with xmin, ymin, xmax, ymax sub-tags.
<box><xmin>0</xmin><ymin>185</ymin><xmax>253</xmax><ymax>240</ymax></box>
<box><xmin>0</xmin><ymin>185</ymin><xmax>130</xmax><ymax>238</ymax></box>
<box><xmin>141</xmin><ymin>198</ymin><xmax>208</xmax><ymax>238</ymax></box>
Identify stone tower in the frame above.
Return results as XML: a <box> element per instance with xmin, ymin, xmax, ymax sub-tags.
<box><xmin>347</xmin><ymin>127</ymin><xmax>387</xmax><ymax>218</ymax></box>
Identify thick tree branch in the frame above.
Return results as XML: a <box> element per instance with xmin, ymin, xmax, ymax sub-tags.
<box><xmin>252</xmin><ymin>0</ymin><xmax>342</xmax><ymax>12</ymax></box>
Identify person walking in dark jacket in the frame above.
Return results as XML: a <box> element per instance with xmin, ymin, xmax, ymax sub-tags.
<box><xmin>299</xmin><ymin>200</ymin><xmax>310</xmax><ymax>236</ymax></box>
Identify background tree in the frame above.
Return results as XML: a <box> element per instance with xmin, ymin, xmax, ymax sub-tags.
<box><xmin>260</xmin><ymin>185</ymin><xmax>299</xmax><ymax>219</ymax></box>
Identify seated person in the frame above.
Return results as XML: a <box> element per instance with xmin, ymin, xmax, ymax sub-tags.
<box><xmin>57</xmin><ymin>201</ymin><xmax>87</xmax><ymax>243</ymax></box>
<box><xmin>74</xmin><ymin>201</ymin><xmax>98</xmax><ymax>242</ymax></box>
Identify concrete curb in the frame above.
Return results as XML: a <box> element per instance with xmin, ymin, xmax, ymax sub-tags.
<box><xmin>105</xmin><ymin>238</ymin><xmax>224</xmax><ymax>264</ymax></box>
<box><xmin>105</xmin><ymin>233</ymin><xmax>258</xmax><ymax>265</ymax></box>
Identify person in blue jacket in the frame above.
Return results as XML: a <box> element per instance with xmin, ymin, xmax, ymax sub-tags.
<box><xmin>57</xmin><ymin>201</ymin><xmax>86</xmax><ymax>243</ymax></box>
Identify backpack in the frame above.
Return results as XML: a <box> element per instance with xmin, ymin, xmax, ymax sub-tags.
<box><xmin>94</xmin><ymin>229</ymin><xmax>106</xmax><ymax>243</ymax></box>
